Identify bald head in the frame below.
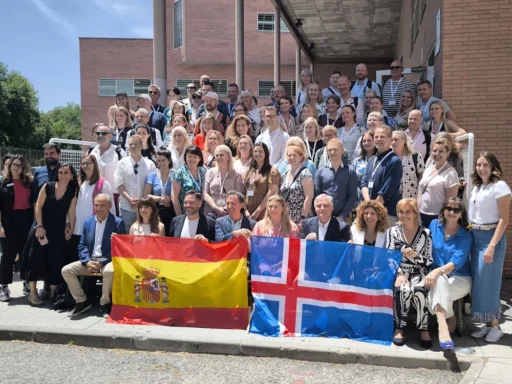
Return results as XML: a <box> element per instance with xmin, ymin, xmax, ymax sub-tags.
<box><xmin>356</xmin><ymin>63</ymin><xmax>368</xmax><ymax>80</ymax></box>
<box><xmin>408</xmin><ymin>109</ymin><xmax>422</xmax><ymax>131</ymax></box>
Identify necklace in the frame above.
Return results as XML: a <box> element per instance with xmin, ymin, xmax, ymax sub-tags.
<box><xmin>444</xmin><ymin>225</ymin><xmax>459</xmax><ymax>239</ymax></box>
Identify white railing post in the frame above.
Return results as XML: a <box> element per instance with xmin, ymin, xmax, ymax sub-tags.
<box><xmin>455</xmin><ymin>133</ymin><xmax>474</xmax><ymax>208</ymax></box>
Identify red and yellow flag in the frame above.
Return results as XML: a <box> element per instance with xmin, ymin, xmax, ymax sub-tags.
<box><xmin>108</xmin><ymin>235</ymin><xmax>249</xmax><ymax>329</ymax></box>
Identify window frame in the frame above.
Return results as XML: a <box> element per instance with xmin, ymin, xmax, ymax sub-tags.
<box><xmin>98</xmin><ymin>79</ymin><xmax>151</xmax><ymax>97</ymax></box>
<box><xmin>173</xmin><ymin>0</ymin><xmax>183</xmax><ymax>49</ymax></box>
<box><xmin>257</xmin><ymin>13</ymin><xmax>289</xmax><ymax>33</ymax></box>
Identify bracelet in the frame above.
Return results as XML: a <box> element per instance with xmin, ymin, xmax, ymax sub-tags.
<box><xmin>35</xmin><ymin>225</ymin><xmax>44</xmax><ymax>229</ymax></box>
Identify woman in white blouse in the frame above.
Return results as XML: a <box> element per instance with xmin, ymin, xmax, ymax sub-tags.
<box><xmin>469</xmin><ymin>152</ymin><xmax>511</xmax><ymax>343</ymax></box>
<box><xmin>129</xmin><ymin>197</ymin><xmax>165</xmax><ymax>236</ymax></box>
<box><xmin>417</xmin><ymin>137</ymin><xmax>459</xmax><ymax>228</ymax></box>
<box><xmin>167</xmin><ymin>126</ymin><xmax>191</xmax><ymax>171</ymax></box>
<box><xmin>391</xmin><ymin>131</ymin><xmax>424</xmax><ymax>199</ymax></box>
<box><xmin>350</xmin><ymin>200</ymin><xmax>388</xmax><ymax>247</ymax></box>
<box><xmin>72</xmin><ymin>155</ymin><xmax>115</xmax><ymax>258</ymax></box>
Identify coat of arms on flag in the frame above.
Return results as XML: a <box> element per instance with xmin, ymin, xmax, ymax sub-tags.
<box><xmin>249</xmin><ymin>236</ymin><xmax>402</xmax><ymax>345</ymax></box>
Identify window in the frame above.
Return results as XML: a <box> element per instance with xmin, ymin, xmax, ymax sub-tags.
<box><xmin>257</xmin><ymin>13</ymin><xmax>289</xmax><ymax>32</ymax></box>
<box><xmin>410</xmin><ymin>0</ymin><xmax>426</xmax><ymax>53</ymax></box>
<box><xmin>98</xmin><ymin>79</ymin><xmax>151</xmax><ymax>97</ymax></box>
<box><xmin>258</xmin><ymin>80</ymin><xmax>297</xmax><ymax>97</ymax></box>
<box><xmin>176</xmin><ymin>79</ymin><xmax>228</xmax><ymax>96</ymax></box>
<box><xmin>173</xmin><ymin>0</ymin><xmax>183</xmax><ymax>49</ymax></box>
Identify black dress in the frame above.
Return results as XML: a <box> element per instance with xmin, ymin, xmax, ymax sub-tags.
<box><xmin>25</xmin><ymin>182</ymin><xmax>76</xmax><ymax>285</ymax></box>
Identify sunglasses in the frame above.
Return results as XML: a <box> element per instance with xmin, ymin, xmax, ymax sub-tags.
<box><xmin>187</xmin><ymin>86</ymin><xmax>197</xmax><ymax>90</ymax></box>
<box><xmin>390</xmin><ymin>66</ymin><xmax>402</xmax><ymax>70</ymax></box>
<box><xmin>133</xmin><ymin>164</ymin><xmax>139</xmax><ymax>175</ymax></box>
<box><xmin>96</xmin><ymin>132</ymin><xmax>110</xmax><ymax>136</ymax></box>
<box><xmin>445</xmin><ymin>207</ymin><xmax>462</xmax><ymax>214</ymax></box>
<box><xmin>148</xmin><ymin>91</ymin><xmax>158</xmax><ymax>95</ymax></box>
<box><xmin>192</xmin><ymin>95</ymin><xmax>200</xmax><ymax>99</ymax></box>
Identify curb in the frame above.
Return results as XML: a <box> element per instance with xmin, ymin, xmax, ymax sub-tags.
<box><xmin>0</xmin><ymin>325</ymin><xmax>478</xmax><ymax>373</ymax></box>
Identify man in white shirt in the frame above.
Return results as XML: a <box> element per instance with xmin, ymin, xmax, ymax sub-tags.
<box><xmin>406</xmin><ymin>109</ymin><xmax>431</xmax><ymax>160</ymax></box>
<box><xmin>322</xmin><ymin>71</ymin><xmax>342</xmax><ymax>100</ymax></box>
<box><xmin>417</xmin><ymin>80</ymin><xmax>455</xmax><ymax>122</ymax></box>
<box><xmin>62</xmin><ymin>194</ymin><xmax>126</xmax><ymax>318</ymax></box>
<box><xmin>89</xmin><ymin>124</ymin><xmax>126</xmax><ymax>216</ymax></box>
<box><xmin>114</xmin><ymin>135</ymin><xmax>156</xmax><ymax>230</ymax></box>
<box><xmin>255</xmin><ymin>106</ymin><xmax>290</xmax><ymax>167</ymax></box>
<box><xmin>350</xmin><ymin>63</ymin><xmax>382</xmax><ymax>100</ymax></box>
<box><xmin>337</xmin><ymin>75</ymin><xmax>365</xmax><ymax>126</ymax></box>
<box><xmin>168</xmin><ymin>191</ymin><xmax>215</xmax><ymax>241</ymax></box>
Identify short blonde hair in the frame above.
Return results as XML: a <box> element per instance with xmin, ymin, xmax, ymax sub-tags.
<box><xmin>396</xmin><ymin>198</ymin><xmax>422</xmax><ymax>227</ymax></box>
<box><xmin>169</xmin><ymin>126</ymin><xmax>192</xmax><ymax>150</ymax></box>
<box><xmin>367</xmin><ymin>111</ymin><xmax>383</xmax><ymax>121</ymax></box>
<box><xmin>214</xmin><ymin>144</ymin><xmax>234</xmax><ymax>171</ymax></box>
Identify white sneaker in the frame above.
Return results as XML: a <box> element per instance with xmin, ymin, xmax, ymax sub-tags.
<box><xmin>0</xmin><ymin>287</ymin><xmax>10</xmax><ymax>302</ymax></box>
<box><xmin>485</xmin><ymin>327</ymin><xmax>504</xmax><ymax>343</ymax></box>
<box><xmin>471</xmin><ymin>325</ymin><xmax>491</xmax><ymax>339</ymax></box>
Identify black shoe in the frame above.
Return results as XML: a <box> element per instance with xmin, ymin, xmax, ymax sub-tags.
<box><xmin>100</xmin><ymin>302</ymin><xmax>112</xmax><ymax>318</ymax></box>
<box><xmin>393</xmin><ymin>336</ymin><xmax>406</xmax><ymax>346</ymax></box>
<box><xmin>68</xmin><ymin>300</ymin><xmax>92</xmax><ymax>318</ymax></box>
<box><xmin>420</xmin><ymin>339</ymin><xmax>432</xmax><ymax>349</ymax></box>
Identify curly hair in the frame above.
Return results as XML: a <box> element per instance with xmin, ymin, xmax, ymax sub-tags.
<box><xmin>354</xmin><ymin>200</ymin><xmax>388</xmax><ymax>233</ymax></box>
<box><xmin>226</xmin><ymin>114</ymin><xmax>252</xmax><ymax>148</ymax></box>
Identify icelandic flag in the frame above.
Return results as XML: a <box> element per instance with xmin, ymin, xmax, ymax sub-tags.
<box><xmin>249</xmin><ymin>236</ymin><xmax>402</xmax><ymax>345</ymax></box>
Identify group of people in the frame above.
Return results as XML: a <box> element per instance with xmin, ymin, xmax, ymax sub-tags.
<box><xmin>0</xmin><ymin>63</ymin><xmax>508</xmax><ymax>348</ymax></box>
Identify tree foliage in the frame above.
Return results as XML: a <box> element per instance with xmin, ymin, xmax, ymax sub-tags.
<box><xmin>0</xmin><ymin>62</ymin><xmax>40</xmax><ymax>147</ymax></box>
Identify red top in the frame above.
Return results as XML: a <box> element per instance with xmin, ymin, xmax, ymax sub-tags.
<box><xmin>193</xmin><ymin>135</ymin><xmax>206</xmax><ymax>151</ymax></box>
<box><xmin>13</xmin><ymin>179</ymin><xmax>32</xmax><ymax>210</ymax></box>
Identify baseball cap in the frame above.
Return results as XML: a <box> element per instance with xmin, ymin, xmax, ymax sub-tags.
<box><xmin>137</xmin><ymin>94</ymin><xmax>151</xmax><ymax>101</ymax></box>
<box><xmin>202</xmin><ymin>92</ymin><xmax>219</xmax><ymax>101</ymax></box>
<box><xmin>116</xmin><ymin>91</ymin><xmax>128</xmax><ymax>98</ymax></box>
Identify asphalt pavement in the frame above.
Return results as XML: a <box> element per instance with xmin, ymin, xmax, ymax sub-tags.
<box><xmin>0</xmin><ymin>341</ymin><xmax>463</xmax><ymax>384</ymax></box>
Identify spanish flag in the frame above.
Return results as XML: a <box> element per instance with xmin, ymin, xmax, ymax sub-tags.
<box><xmin>108</xmin><ymin>235</ymin><xmax>249</xmax><ymax>329</ymax></box>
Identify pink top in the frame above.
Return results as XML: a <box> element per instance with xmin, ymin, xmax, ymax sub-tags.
<box><xmin>252</xmin><ymin>220</ymin><xmax>300</xmax><ymax>238</ymax></box>
<box><xmin>12</xmin><ymin>179</ymin><xmax>31</xmax><ymax>210</ymax></box>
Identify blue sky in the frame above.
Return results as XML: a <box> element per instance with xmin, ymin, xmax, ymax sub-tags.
<box><xmin>1</xmin><ymin>0</ymin><xmax>153</xmax><ymax>112</ymax></box>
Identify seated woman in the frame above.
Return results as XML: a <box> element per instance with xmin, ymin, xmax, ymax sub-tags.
<box><xmin>144</xmin><ymin>149</ymin><xmax>176</xmax><ymax>235</ymax></box>
<box><xmin>385</xmin><ymin>198</ymin><xmax>433</xmax><ymax>348</ymax></box>
<box><xmin>426</xmin><ymin>198</ymin><xmax>472</xmax><ymax>350</ymax></box>
<box><xmin>233</xmin><ymin>135</ymin><xmax>254</xmax><ymax>175</ymax></box>
<box><xmin>318</xmin><ymin>95</ymin><xmax>343</xmax><ymax>129</ymax></box>
<box><xmin>252</xmin><ymin>195</ymin><xmax>300</xmax><ymax>238</ymax></box>
<box><xmin>350</xmin><ymin>200</ymin><xmax>388</xmax><ymax>247</ymax></box>
<box><xmin>129</xmin><ymin>197</ymin><xmax>165</xmax><ymax>236</ymax></box>
<box><xmin>225</xmin><ymin>115</ymin><xmax>253</xmax><ymax>156</ymax></box>
<box><xmin>423</xmin><ymin>100</ymin><xmax>466</xmax><ymax>139</ymax></box>
<box><xmin>391</xmin><ymin>130</ymin><xmax>424</xmax><ymax>199</ymax></box>
<box><xmin>193</xmin><ymin>114</ymin><xmax>217</xmax><ymax>151</ymax></box>
<box><xmin>202</xmin><ymin>130</ymin><xmax>224</xmax><ymax>169</ymax></box>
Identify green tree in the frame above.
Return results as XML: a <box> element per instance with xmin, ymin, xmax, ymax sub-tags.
<box><xmin>0</xmin><ymin>62</ymin><xmax>40</xmax><ymax>147</ymax></box>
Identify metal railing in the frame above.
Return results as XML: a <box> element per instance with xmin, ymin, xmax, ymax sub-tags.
<box><xmin>455</xmin><ymin>133</ymin><xmax>474</xmax><ymax>207</ymax></box>
<box><xmin>48</xmin><ymin>138</ymin><xmax>96</xmax><ymax>170</ymax></box>
<box><xmin>0</xmin><ymin>147</ymin><xmax>45</xmax><ymax>167</ymax></box>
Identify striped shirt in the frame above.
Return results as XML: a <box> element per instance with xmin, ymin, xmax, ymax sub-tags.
<box><xmin>382</xmin><ymin>77</ymin><xmax>416</xmax><ymax>117</ymax></box>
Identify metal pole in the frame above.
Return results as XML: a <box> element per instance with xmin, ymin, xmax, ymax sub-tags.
<box><xmin>274</xmin><ymin>7</ymin><xmax>281</xmax><ymax>87</ymax></box>
<box><xmin>296</xmin><ymin>43</ymin><xmax>301</xmax><ymax>92</ymax></box>
<box><xmin>235</xmin><ymin>0</ymin><xmax>244</xmax><ymax>89</ymax></box>
<box><xmin>153</xmin><ymin>0</ymin><xmax>167</xmax><ymax>106</ymax></box>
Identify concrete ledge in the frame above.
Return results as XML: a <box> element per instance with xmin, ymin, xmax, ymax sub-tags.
<box><xmin>0</xmin><ymin>325</ymin><xmax>477</xmax><ymax>373</ymax></box>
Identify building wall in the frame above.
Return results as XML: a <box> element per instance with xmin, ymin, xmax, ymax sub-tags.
<box><xmin>443</xmin><ymin>0</ymin><xmax>512</xmax><ymax>276</ymax></box>
<box><xmin>79</xmin><ymin>38</ymin><xmax>153</xmax><ymax>140</ymax></box>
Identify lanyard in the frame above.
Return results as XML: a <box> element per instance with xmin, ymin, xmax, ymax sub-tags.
<box><xmin>371</xmin><ymin>151</ymin><xmax>394</xmax><ymax>180</ymax></box>
<box><xmin>390</xmin><ymin>78</ymin><xmax>403</xmax><ymax>100</ymax></box>
<box><xmin>186</xmin><ymin>167</ymin><xmax>202</xmax><ymax>191</ymax></box>
<box><xmin>430</xmin><ymin>121</ymin><xmax>444</xmax><ymax>135</ymax></box>
<box><xmin>305</xmin><ymin>139</ymin><xmax>318</xmax><ymax>160</ymax></box>
<box><xmin>151</xmin><ymin>104</ymin><xmax>158</xmax><ymax>113</ymax></box>
<box><xmin>328</xmin><ymin>113</ymin><xmax>340</xmax><ymax>127</ymax></box>
<box><xmin>219</xmin><ymin>170</ymin><xmax>229</xmax><ymax>196</ymax></box>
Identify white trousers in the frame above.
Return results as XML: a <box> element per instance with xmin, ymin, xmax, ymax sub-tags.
<box><xmin>429</xmin><ymin>274</ymin><xmax>472</xmax><ymax>318</ymax></box>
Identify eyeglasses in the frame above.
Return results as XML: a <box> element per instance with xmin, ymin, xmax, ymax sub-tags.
<box><xmin>81</xmin><ymin>162</ymin><xmax>93</xmax><ymax>167</ymax></box>
<box><xmin>390</xmin><ymin>66</ymin><xmax>402</xmax><ymax>70</ymax></box>
<box><xmin>133</xmin><ymin>164</ymin><xmax>139</xmax><ymax>175</ymax></box>
<box><xmin>96</xmin><ymin>132</ymin><xmax>110</xmax><ymax>136</ymax></box>
<box><xmin>445</xmin><ymin>207</ymin><xmax>462</xmax><ymax>214</ymax></box>
<box><xmin>148</xmin><ymin>91</ymin><xmax>158</xmax><ymax>95</ymax></box>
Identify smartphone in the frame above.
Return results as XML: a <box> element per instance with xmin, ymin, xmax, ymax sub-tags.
<box><xmin>38</xmin><ymin>235</ymin><xmax>49</xmax><ymax>246</ymax></box>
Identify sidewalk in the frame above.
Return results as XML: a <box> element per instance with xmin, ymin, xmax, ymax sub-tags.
<box><xmin>0</xmin><ymin>278</ymin><xmax>511</xmax><ymax>383</ymax></box>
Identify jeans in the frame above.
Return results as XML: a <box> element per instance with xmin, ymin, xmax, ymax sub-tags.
<box><xmin>120</xmin><ymin>209</ymin><xmax>137</xmax><ymax>232</ymax></box>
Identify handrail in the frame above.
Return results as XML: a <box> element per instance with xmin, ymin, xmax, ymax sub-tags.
<box><xmin>455</xmin><ymin>133</ymin><xmax>474</xmax><ymax>207</ymax></box>
<box><xmin>49</xmin><ymin>138</ymin><xmax>96</xmax><ymax>147</ymax></box>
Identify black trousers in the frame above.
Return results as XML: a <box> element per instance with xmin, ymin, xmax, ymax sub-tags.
<box><xmin>0</xmin><ymin>209</ymin><xmax>33</xmax><ymax>285</ymax></box>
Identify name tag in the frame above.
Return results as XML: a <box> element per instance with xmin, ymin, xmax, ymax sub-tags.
<box><xmin>388</xmin><ymin>99</ymin><xmax>396</xmax><ymax>106</ymax></box>
<box><xmin>368</xmin><ymin>181</ymin><xmax>374</xmax><ymax>189</ymax></box>
<box><xmin>6</xmin><ymin>183</ymin><xmax>13</xmax><ymax>187</ymax></box>
<box><xmin>216</xmin><ymin>198</ymin><xmax>226</xmax><ymax>207</ymax></box>
<box><xmin>247</xmin><ymin>189</ymin><xmax>255</xmax><ymax>197</ymax></box>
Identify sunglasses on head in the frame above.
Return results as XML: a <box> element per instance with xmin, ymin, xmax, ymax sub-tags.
<box><xmin>390</xmin><ymin>66</ymin><xmax>402</xmax><ymax>70</ymax></box>
<box><xmin>445</xmin><ymin>206</ymin><xmax>462</xmax><ymax>214</ymax></box>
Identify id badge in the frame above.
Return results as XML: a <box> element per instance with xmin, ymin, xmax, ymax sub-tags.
<box><xmin>216</xmin><ymin>198</ymin><xmax>226</xmax><ymax>207</ymax></box>
<box><xmin>368</xmin><ymin>181</ymin><xmax>374</xmax><ymax>189</ymax></box>
<box><xmin>388</xmin><ymin>99</ymin><xmax>396</xmax><ymax>106</ymax></box>
<box><xmin>247</xmin><ymin>189</ymin><xmax>255</xmax><ymax>197</ymax></box>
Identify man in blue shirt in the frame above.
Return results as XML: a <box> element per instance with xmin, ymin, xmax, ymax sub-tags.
<box><xmin>361</xmin><ymin>125</ymin><xmax>403</xmax><ymax>225</ymax></box>
<box><xmin>314</xmin><ymin>139</ymin><xmax>358</xmax><ymax>221</ymax></box>
<box><xmin>32</xmin><ymin>143</ymin><xmax>61</xmax><ymax>203</ymax></box>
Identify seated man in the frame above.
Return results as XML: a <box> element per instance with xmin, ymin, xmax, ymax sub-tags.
<box><xmin>62</xmin><ymin>194</ymin><xmax>126</xmax><ymax>318</ymax></box>
<box><xmin>301</xmin><ymin>194</ymin><xmax>351</xmax><ymax>242</ymax></box>
<box><xmin>169</xmin><ymin>190</ymin><xmax>215</xmax><ymax>242</ymax></box>
<box><xmin>215</xmin><ymin>191</ymin><xmax>256</xmax><ymax>242</ymax></box>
